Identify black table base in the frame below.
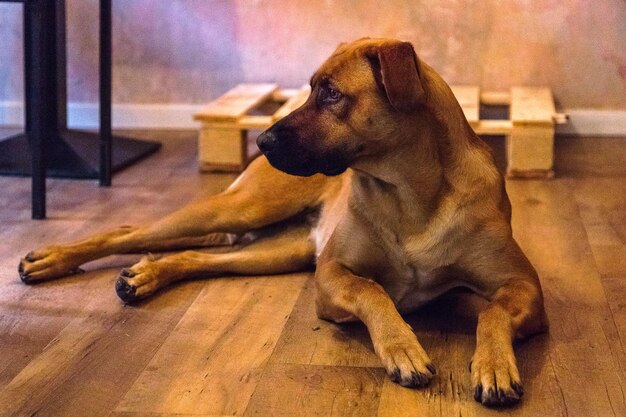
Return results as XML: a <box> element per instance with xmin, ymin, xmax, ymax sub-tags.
<box><xmin>0</xmin><ymin>131</ymin><xmax>160</xmax><ymax>179</ymax></box>
<box><xmin>0</xmin><ymin>0</ymin><xmax>162</xmax><ymax>218</ymax></box>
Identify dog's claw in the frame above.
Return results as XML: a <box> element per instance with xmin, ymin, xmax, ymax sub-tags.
<box><xmin>25</xmin><ymin>251</ymin><xmax>36</xmax><ymax>262</ymax></box>
<box><xmin>18</xmin><ymin>260</ymin><xmax>34</xmax><ymax>284</ymax></box>
<box><xmin>389</xmin><ymin>368</ymin><xmax>431</xmax><ymax>388</ymax></box>
<box><xmin>512</xmin><ymin>381</ymin><xmax>524</xmax><ymax>397</ymax></box>
<box><xmin>486</xmin><ymin>388</ymin><xmax>495</xmax><ymax>403</ymax></box>
<box><xmin>389</xmin><ymin>369</ymin><xmax>401</xmax><ymax>383</ymax></box>
<box><xmin>478</xmin><ymin>385</ymin><xmax>521</xmax><ymax>407</ymax></box>
<box><xmin>426</xmin><ymin>363</ymin><xmax>436</xmax><ymax>375</ymax></box>
<box><xmin>497</xmin><ymin>388</ymin><xmax>505</xmax><ymax>401</ymax></box>
<box><xmin>115</xmin><ymin>277</ymin><xmax>138</xmax><ymax>303</ymax></box>
<box><xmin>474</xmin><ymin>384</ymin><xmax>483</xmax><ymax>402</ymax></box>
<box><xmin>412</xmin><ymin>371</ymin><xmax>429</xmax><ymax>387</ymax></box>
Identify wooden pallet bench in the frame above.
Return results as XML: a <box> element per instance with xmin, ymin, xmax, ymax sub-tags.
<box><xmin>194</xmin><ymin>84</ymin><xmax>566</xmax><ymax>178</ymax></box>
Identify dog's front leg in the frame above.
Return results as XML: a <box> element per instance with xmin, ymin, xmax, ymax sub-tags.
<box><xmin>471</xmin><ymin>275</ymin><xmax>547</xmax><ymax>407</ymax></box>
<box><xmin>315</xmin><ymin>259</ymin><xmax>436</xmax><ymax>387</ymax></box>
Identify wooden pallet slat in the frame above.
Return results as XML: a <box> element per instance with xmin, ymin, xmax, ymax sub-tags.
<box><xmin>474</xmin><ymin>120</ymin><xmax>513</xmax><ymax>135</ymax></box>
<box><xmin>480</xmin><ymin>90</ymin><xmax>511</xmax><ymax>106</ymax></box>
<box><xmin>194</xmin><ymin>83</ymin><xmax>278</xmax><ymax>122</ymax></box>
<box><xmin>511</xmin><ymin>87</ymin><xmax>555</xmax><ymax>124</ymax></box>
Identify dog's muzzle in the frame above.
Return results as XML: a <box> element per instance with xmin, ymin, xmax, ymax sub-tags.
<box><xmin>257</xmin><ymin>128</ymin><xmax>349</xmax><ymax>177</ymax></box>
<box><xmin>257</xmin><ymin>129</ymin><xmax>316</xmax><ymax>176</ymax></box>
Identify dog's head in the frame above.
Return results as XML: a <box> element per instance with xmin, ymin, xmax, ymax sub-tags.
<box><xmin>257</xmin><ymin>38</ymin><xmax>432</xmax><ymax>177</ymax></box>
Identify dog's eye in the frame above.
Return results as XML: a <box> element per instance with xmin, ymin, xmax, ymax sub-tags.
<box><xmin>321</xmin><ymin>86</ymin><xmax>343</xmax><ymax>104</ymax></box>
<box><xmin>328</xmin><ymin>87</ymin><xmax>342</xmax><ymax>101</ymax></box>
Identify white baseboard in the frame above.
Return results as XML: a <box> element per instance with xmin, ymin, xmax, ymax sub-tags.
<box><xmin>555</xmin><ymin>110</ymin><xmax>626</xmax><ymax>136</ymax></box>
<box><xmin>0</xmin><ymin>101</ymin><xmax>205</xmax><ymax>129</ymax></box>
<box><xmin>1</xmin><ymin>101</ymin><xmax>625</xmax><ymax>135</ymax></box>
<box><xmin>0</xmin><ymin>101</ymin><xmax>25</xmax><ymax>126</ymax></box>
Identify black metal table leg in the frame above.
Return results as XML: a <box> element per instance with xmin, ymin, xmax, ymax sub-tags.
<box><xmin>23</xmin><ymin>0</ymin><xmax>57</xmax><ymax>219</ymax></box>
<box><xmin>99</xmin><ymin>0</ymin><xmax>112</xmax><ymax>186</ymax></box>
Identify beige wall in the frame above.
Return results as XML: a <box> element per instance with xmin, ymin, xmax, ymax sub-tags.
<box><xmin>1</xmin><ymin>0</ymin><xmax>625</xmax><ymax>109</ymax></box>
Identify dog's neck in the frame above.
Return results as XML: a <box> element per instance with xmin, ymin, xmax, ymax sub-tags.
<box><xmin>350</xmin><ymin>106</ymin><xmax>487</xmax><ymax>227</ymax></box>
<box><xmin>349</xmin><ymin>119</ymin><xmax>446</xmax><ymax>228</ymax></box>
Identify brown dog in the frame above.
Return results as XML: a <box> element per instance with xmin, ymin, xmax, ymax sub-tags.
<box><xmin>18</xmin><ymin>38</ymin><xmax>547</xmax><ymax>407</ymax></box>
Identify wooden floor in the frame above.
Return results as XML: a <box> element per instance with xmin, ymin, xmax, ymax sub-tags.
<box><xmin>0</xmin><ymin>131</ymin><xmax>624</xmax><ymax>417</ymax></box>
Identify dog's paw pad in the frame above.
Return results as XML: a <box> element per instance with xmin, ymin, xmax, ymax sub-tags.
<box><xmin>115</xmin><ymin>276</ymin><xmax>138</xmax><ymax>303</ymax></box>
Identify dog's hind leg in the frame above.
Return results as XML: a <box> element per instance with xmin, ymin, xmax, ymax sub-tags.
<box><xmin>19</xmin><ymin>157</ymin><xmax>332</xmax><ymax>283</ymax></box>
<box><xmin>114</xmin><ymin>220</ymin><xmax>315</xmax><ymax>303</ymax></box>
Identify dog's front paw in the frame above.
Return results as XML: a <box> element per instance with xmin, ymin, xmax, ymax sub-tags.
<box><xmin>375</xmin><ymin>331</ymin><xmax>436</xmax><ymax>388</ymax></box>
<box><xmin>18</xmin><ymin>247</ymin><xmax>84</xmax><ymax>284</ymax></box>
<box><xmin>471</xmin><ymin>345</ymin><xmax>523</xmax><ymax>407</ymax></box>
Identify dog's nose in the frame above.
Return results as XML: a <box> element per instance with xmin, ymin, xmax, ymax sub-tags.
<box><xmin>257</xmin><ymin>131</ymin><xmax>278</xmax><ymax>153</ymax></box>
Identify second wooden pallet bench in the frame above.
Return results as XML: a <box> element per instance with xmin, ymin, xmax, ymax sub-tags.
<box><xmin>195</xmin><ymin>84</ymin><xmax>566</xmax><ymax>178</ymax></box>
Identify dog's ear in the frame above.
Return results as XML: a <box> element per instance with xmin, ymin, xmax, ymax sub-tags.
<box><xmin>367</xmin><ymin>41</ymin><xmax>426</xmax><ymax>112</ymax></box>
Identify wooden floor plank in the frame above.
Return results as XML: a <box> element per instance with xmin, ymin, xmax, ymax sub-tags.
<box><xmin>110</xmin><ymin>413</ymin><xmax>216</xmax><ymax>417</ymax></box>
<box><xmin>243</xmin><ymin>364</ymin><xmax>385</xmax><ymax>417</ymax></box>
<box><xmin>114</xmin><ymin>274</ymin><xmax>307</xmax><ymax>416</ymax></box>
<box><xmin>553</xmin><ymin>136</ymin><xmax>626</xmax><ymax>178</ymax></box>
<box><xmin>0</xmin><ymin>278</ymin><xmax>205</xmax><ymax>417</ymax></box>
<box><xmin>110</xmin><ymin>413</ymin><xmax>227</xmax><ymax>417</ymax></box>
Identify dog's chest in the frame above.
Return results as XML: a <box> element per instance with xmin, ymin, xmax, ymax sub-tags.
<box><xmin>315</xmin><ymin>173</ymin><xmax>464</xmax><ymax>309</ymax></box>
<box><xmin>355</xmin><ymin>200</ymin><xmax>457</xmax><ymax>307</ymax></box>
<box><xmin>356</xmin><ymin>181</ymin><xmax>451</xmax><ymax>269</ymax></box>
